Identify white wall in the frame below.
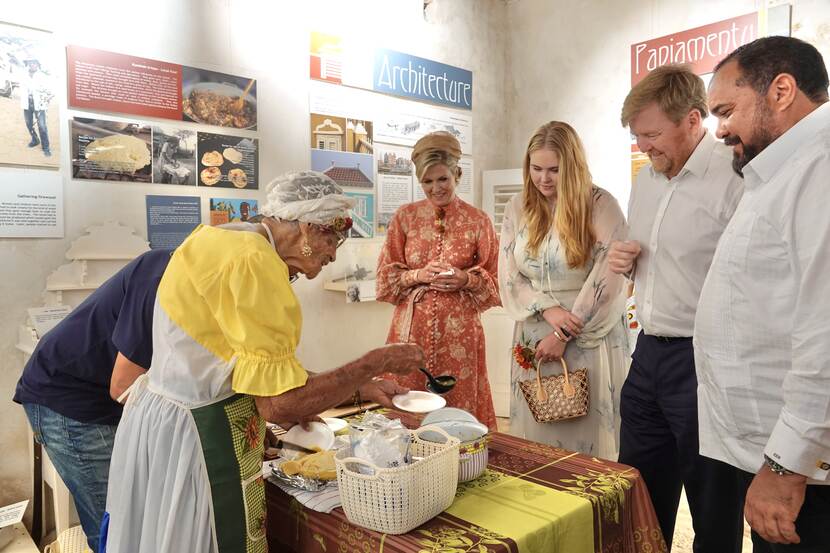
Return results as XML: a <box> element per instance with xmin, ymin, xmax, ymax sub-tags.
<box><xmin>504</xmin><ymin>0</ymin><xmax>830</xmax><ymax>211</ymax></box>
<box><xmin>4</xmin><ymin>0</ymin><xmax>830</xmax><ymax>529</ymax></box>
<box><xmin>0</xmin><ymin>0</ymin><xmax>510</xmax><ymax>520</ymax></box>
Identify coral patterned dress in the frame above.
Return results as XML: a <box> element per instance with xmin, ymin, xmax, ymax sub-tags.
<box><xmin>377</xmin><ymin>197</ymin><xmax>500</xmax><ymax>430</ymax></box>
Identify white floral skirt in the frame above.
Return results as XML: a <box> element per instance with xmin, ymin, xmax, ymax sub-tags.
<box><xmin>508</xmin><ymin>315</ymin><xmax>630</xmax><ymax>460</ymax></box>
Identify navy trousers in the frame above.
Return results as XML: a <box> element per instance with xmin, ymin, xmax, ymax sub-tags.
<box><xmin>618</xmin><ymin>332</ymin><xmax>744</xmax><ymax>552</ymax></box>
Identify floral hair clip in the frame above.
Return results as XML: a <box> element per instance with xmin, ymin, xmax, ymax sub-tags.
<box><xmin>326</xmin><ymin>216</ymin><xmax>353</xmax><ymax>233</ymax></box>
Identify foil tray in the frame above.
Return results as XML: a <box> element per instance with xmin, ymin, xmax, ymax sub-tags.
<box><xmin>268</xmin><ymin>461</ymin><xmax>334</xmax><ymax>492</ymax></box>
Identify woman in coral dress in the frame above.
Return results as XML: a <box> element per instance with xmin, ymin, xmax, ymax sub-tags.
<box><xmin>377</xmin><ymin>132</ymin><xmax>500</xmax><ymax>430</ymax></box>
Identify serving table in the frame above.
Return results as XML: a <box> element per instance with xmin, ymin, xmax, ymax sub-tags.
<box><xmin>266</xmin><ymin>409</ymin><xmax>666</xmax><ymax>553</ymax></box>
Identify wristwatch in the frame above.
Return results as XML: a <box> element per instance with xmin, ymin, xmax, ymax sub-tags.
<box><xmin>764</xmin><ymin>454</ymin><xmax>795</xmax><ymax>476</ymax></box>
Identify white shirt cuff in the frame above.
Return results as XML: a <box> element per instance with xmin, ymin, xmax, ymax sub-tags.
<box><xmin>764</xmin><ymin>417</ymin><xmax>830</xmax><ymax>481</ymax></box>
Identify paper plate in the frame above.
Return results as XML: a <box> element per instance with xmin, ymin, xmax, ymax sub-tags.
<box><xmin>323</xmin><ymin>417</ymin><xmax>348</xmax><ymax>433</ymax></box>
<box><xmin>392</xmin><ymin>391</ymin><xmax>447</xmax><ymax>413</ymax></box>
<box><xmin>282</xmin><ymin>421</ymin><xmax>335</xmax><ymax>451</ymax></box>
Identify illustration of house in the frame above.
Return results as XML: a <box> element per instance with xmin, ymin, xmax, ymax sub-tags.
<box><xmin>311</xmin><ymin>114</ymin><xmax>373</xmax><ymax>154</ymax></box>
<box><xmin>312</xmin><ymin>117</ymin><xmax>344</xmax><ymax>150</ymax></box>
<box><xmin>323</xmin><ymin>162</ymin><xmax>373</xmax><ymax>189</ymax></box>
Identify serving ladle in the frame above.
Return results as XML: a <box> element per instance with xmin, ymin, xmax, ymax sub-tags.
<box><xmin>419</xmin><ymin>367</ymin><xmax>457</xmax><ymax>395</ymax></box>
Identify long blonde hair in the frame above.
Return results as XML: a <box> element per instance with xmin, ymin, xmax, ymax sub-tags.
<box><xmin>522</xmin><ymin>121</ymin><xmax>595</xmax><ymax>268</ymax></box>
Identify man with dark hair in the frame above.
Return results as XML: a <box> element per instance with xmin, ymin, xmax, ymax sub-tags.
<box><xmin>697</xmin><ymin>36</ymin><xmax>830</xmax><ymax>550</ymax></box>
<box><xmin>610</xmin><ymin>63</ymin><xmax>744</xmax><ymax>552</ymax></box>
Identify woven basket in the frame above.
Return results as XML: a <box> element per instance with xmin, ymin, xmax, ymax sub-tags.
<box><xmin>335</xmin><ymin>425</ymin><xmax>460</xmax><ymax>534</ymax></box>
<box><xmin>518</xmin><ymin>357</ymin><xmax>590</xmax><ymax>423</ymax></box>
<box><xmin>44</xmin><ymin>525</ymin><xmax>91</xmax><ymax>553</ymax></box>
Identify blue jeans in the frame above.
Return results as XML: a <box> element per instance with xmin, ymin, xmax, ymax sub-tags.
<box><xmin>23</xmin><ymin>107</ymin><xmax>50</xmax><ymax>152</ymax></box>
<box><xmin>23</xmin><ymin>403</ymin><xmax>116</xmax><ymax>553</ymax></box>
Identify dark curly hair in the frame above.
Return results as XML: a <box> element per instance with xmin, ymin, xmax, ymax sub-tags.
<box><xmin>715</xmin><ymin>36</ymin><xmax>828</xmax><ymax>103</ymax></box>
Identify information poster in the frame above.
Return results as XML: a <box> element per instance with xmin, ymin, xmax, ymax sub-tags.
<box><xmin>67</xmin><ymin>45</ymin><xmax>257</xmax><ymax>131</ymax></box>
<box><xmin>197</xmin><ymin>133</ymin><xmax>258</xmax><ymax>189</ymax></box>
<box><xmin>376</xmin><ymin>144</ymin><xmax>413</xmax><ymax>235</ymax></box>
<box><xmin>145</xmin><ymin>195</ymin><xmax>200</xmax><ymax>249</ymax></box>
<box><xmin>152</xmin><ymin>126</ymin><xmax>197</xmax><ymax>185</ymax></box>
<box><xmin>0</xmin><ymin>168</ymin><xmax>62</xmax><ymax>237</ymax></box>
<box><xmin>0</xmin><ymin>22</ymin><xmax>60</xmax><ymax>167</ymax></box>
<box><xmin>209</xmin><ymin>197</ymin><xmax>258</xmax><ymax>225</ymax></box>
<box><xmin>71</xmin><ymin>118</ymin><xmax>152</xmax><ymax>182</ymax></box>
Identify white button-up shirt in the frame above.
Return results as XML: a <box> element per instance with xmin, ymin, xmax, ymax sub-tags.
<box><xmin>695</xmin><ymin>101</ymin><xmax>830</xmax><ymax>481</ymax></box>
<box><xmin>628</xmin><ymin>131</ymin><xmax>743</xmax><ymax>337</ymax></box>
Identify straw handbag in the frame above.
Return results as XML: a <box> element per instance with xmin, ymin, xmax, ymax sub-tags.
<box><xmin>519</xmin><ymin>357</ymin><xmax>589</xmax><ymax>423</ymax></box>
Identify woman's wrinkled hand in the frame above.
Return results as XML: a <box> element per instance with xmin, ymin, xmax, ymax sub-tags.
<box><xmin>534</xmin><ymin>333</ymin><xmax>567</xmax><ymax>364</ymax></box>
<box><xmin>359</xmin><ymin>379</ymin><xmax>410</xmax><ymax>408</ymax></box>
<box><xmin>273</xmin><ymin>415</ymin><xmax>324</xmax><ymax>431</ymax></box>
<box><xmin>368</xmin><ymin>343</ymin><xmax>425</xmax><ymax>376</ymax></box>
<box><xmin>542</xmin><ymin>306</ymin><xmax>583</xmax><ymax>341</ymax></box>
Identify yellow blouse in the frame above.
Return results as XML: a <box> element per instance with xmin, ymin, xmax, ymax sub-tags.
<box><xmin>158</xmin><ymin>224</ymin><xmax>308</xmax><ymax>397</ymax></box>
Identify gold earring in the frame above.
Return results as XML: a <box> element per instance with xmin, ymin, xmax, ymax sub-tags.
<box><xmin>301</xmin><ymin>242</ymin><xmax>313</xmax><ymax>257</ymax></box>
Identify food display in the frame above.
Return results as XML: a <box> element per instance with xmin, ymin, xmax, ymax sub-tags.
<box><xmin>281</xmin><ymin>450</ymin><xmax>337</xmax><ymax>480</ymax></box>
<box><xmin>197</xmin><ymin>132</ymin><xmax>258</xmax><ymax>189</ymax></box>
<box><xmin>222</xmin><ymin>147</ymin><xmax>243</xmax><ymax>164</ymax></box>
<box><xmin>183</xmin><ymin>90</ymin><xmax>255</xmax><ymax>129</ymax></box>
<box><xmin>201</xmin><ymin>150</ymin><xmax>223</xmax><ymax>167</ymax></box>
<box><xmin>200</xmin><ymin>166</ymin><xmax>221</xmax><ymax>185</ymax></box>
<box><xmin>228</xmin><ymin>168</ymin><xmax>247</xmax><ymax>188</ymax></box>
<box><xmin>85</xmin><ymin>134</ymin><xmax>151</xmax><ymax>173</ymax></box>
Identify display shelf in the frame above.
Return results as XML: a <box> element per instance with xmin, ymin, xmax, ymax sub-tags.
<box><xmin>65</xmin><ymin>221</ymin><xmax>149</xmax><ymax>260</ymax></box>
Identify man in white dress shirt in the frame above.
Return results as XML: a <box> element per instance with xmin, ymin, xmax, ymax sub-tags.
<box><xmin>698</xmin><ymin>36</ymin><xmax>830</xmax><ymax>551</ymax></box>
<box><xmin>609</xmin><ymin>64</ymin><xmax>744</xmax><ymax>552</ymax></box>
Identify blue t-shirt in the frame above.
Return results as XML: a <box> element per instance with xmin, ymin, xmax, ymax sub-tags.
<box><xmin>14</xmin><ymin>249</ymin><xmax>172</xmax><ymax>425</ymax></box>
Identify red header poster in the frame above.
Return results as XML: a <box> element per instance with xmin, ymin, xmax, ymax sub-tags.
<box><xmin>630</xmin><ymin>13</ymin><xmax>758</xmax><ymax>87</ymax></box>
<box><xmin>67</xmin><ymin>45</ymin><xmax>182</xmax><ymax>120</ymax></box>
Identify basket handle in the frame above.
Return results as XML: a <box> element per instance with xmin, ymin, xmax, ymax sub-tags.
<box><xmin>559</xmin><ymin>357</ymin><xmax>576</xmax><ymax>398</ymax></box>
<box><xmin>534</xmin><ymin>358</ymin><xmax>548</xmax><ymax>402</ymax></box>
<box><xmin>411</xmin><ymin>424</ymin><xmax>456</xmax><ymax>444</ymax></box>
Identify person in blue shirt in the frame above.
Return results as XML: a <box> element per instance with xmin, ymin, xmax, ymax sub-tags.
<box><xmin>14</xmin><ymin>248</ymin><xmax>172</xmax><ymax>552</ymax></box>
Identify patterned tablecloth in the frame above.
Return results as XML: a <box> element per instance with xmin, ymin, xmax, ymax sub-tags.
<box><xmin>266</xmin><ymin>410</ymin><xmax>667</xmax><ymax>553</ymax></box>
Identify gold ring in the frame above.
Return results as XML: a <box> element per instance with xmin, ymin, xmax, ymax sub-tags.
<box><xmin>553</xmin><ymin>330</ymin><xmax>565</xmax><ymax>342</ymax></box>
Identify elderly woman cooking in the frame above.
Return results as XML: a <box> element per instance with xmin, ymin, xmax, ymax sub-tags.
<box><xmin>102</xmin><ymin>171</ymin><xmax>424</xmax><ymax>553</ymax></box>
<box><xmin>376</xmin><ymin>132</ymin><xmax>500</xmax><ymax>430</ymax></box>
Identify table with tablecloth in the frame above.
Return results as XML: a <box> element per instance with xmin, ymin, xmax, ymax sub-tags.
<box><xmin>266</xmin><ymin>410</ymin><xmax>667</xmax><ymax>553</ymax></box>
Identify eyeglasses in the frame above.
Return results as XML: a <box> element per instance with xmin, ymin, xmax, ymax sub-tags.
<box><xmin>310</xmin><ymin>223</ymin><xmax>348</xmax><ymax>249</ymax></box>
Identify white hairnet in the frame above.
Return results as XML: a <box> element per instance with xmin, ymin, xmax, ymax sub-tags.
<box><xmin>260</xmin><ymin>170</ymin><xmax>355</xmax><ymax>225</ymax></box>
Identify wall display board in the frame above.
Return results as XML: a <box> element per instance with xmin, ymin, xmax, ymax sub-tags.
<box><xmin>628</xmin><ymin>8</ymin><xmax>791</xmax><ymax>182</ymax></box>
<box><xmin>0</xmin><ymin>22</ymin><xmax>60</xmax><ymax>168</ymax></box>
<box><xmin>209</xmin><ymin>197</ymin><xmax>259</xmax><ymax>225</ymax></box>
<box><xmin>308</xmin><ymin>35</ymin><xmax>475</xmax><ymax>241</ymax></box>
<box><xmin>196</xmin><ymin>132</ymin><xmax>259</xmax><ymax>190</ymax></box>
<box><xmin>145</xmin><ymin>194</ymin><xmax>201</xmax><ymax>249</ymax></box>
<box><xmin>0</xmin><ymin>168</ymin><xmax>62</xmax><ymax>237</ymax></box>
<box><xmin>310</xmin><ymin>32</ymin><xmax>472</xmax><ymax>111</ymax></box>
<box><xmin>67</xmin><ymin>46</ymin><xmax>257</xmax><ymax>130</ymax></box>
<box><xmin>71</xmin><ymin>117</ymin><xmax>152</xmax><ymax>182</ymax></box>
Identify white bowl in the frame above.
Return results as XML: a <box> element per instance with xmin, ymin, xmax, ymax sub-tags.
<box><xmin>282</xmin><ymin>421</ymin><xmax>335</xmax><ymax>451</ymax></box>
<box><xmin>323</xmin><ymin>417</ymin><xmax>348</xmax><ymax>433</ymax></box>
